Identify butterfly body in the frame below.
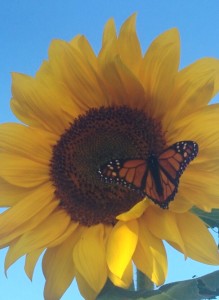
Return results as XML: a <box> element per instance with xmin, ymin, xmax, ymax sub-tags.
<box><xmin>98</xmin><ymin>141</ymin><xmax>198</xmax><ymax>208</ymax></box>
<box><xmin>147</xmin><ymin>153</ymin><xmax>164</xmax><ymax>197</ymax></box>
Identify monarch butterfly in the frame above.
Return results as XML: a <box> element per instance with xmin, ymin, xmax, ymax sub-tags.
<box><xmin>98</xmin><ymin>141</ymin><xmax>198</xmax><ymax>208</ymax></box>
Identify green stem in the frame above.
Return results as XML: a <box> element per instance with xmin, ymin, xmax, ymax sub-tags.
<box><xmin>136</xmin><ymin>269</ymin><xmax>154</xmax><ymax>291</ymax></box>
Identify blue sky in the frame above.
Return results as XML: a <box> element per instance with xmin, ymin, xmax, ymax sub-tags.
<box><xmin>0</xmin><ymin>1</ymin><xmax>219</xmax><ymax>299</ymax></box>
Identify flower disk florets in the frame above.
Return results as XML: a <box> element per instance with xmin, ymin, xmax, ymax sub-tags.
<box><xmin>50</xmin><ymin>106</ymin><xmax>165</xmax><ymax>226</ymax></box>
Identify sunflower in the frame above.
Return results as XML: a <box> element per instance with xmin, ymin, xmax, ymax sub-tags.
<box><xmin>0</xmin><ymin>14</ymin><xmax>219</xmax><ymax>300</ymax></box>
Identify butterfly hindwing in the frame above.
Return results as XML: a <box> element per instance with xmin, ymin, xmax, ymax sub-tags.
<box><xmin>98</xmin><ymin>141</ymin><xmax>198</xmax><ymax>208</ymax></box>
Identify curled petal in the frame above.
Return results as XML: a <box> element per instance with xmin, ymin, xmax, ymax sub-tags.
<box><xmin>109</xmin><ymin>260</ymin><xmax>133</xmax><ymax>288</ymax></box>
<box><xmin>116</xmin><ymin>199</ymin><xmax>149</xmax><ymax>221</ymax></box>
<box><xmin>106</xmin><ymin>220</ymin><xmax>138</xmax><ymax>279</ymax></box>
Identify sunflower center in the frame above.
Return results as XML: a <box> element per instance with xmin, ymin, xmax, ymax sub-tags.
<box><xmin>50</xmin><ymin>106</ymin><xmax>165</xmax><ymax>226</ymax></box>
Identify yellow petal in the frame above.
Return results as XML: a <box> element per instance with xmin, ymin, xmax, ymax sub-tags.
<box><xmin>0</xmin><ymin>153</ymin><xmax>49</xmax><ymax>188</ymax></box>
<box><xmin>5</xmin><ymin>210</ymin><xmax>70</xmax><ymax>270</ymax></box>
<box><xmin>43</xmin><ymin>233</ymin><xmax>79</xmax><ymax>300</ymax></box>
<box><xmin>36</xmin><ymin>60</ymin><xmax>84</xmax><ymax>121</ymax></box>
<box><xmin>168</xmin><ymin>104</ymin><xmax>219</xmax><ymax>144</ymax></box>
<box><xmin>180</xmin><ymin>171</ymin><xmax>219</xmax><ymax>211</ymax></box>
<box><xmin>102</xmin><ymin>18</ymin><xmax>117</xmax><ymax>47</ymax></box>
<box><xmin>75</xmin><ymin>270</ymin><xmax>97</xmax><ymax>300</ymax></box>
<box><xmin>11</xmin><ymin>73</ymin><xmax>76</xmax><ymax>134</ymax></box>
<box><xmin>106</xmin><ymin>220</ymin><xmax>138</xmax><ymax>278</ymax></box>
<box><xmin>0</xmin><ymin>177</ymin><xmax>33</xmax><ymax>206</ymax></box>
<box><xmin>70</xmin><ymin>35</ymin><xmax>97</xmax><ymax>64</ymax></box>
<box><xmin>47</xmin><ymin>221</ymin><xmax>78</xmax><ymax>247</ymax></box>
<box><xmin>168</xmin><ymin>193</ymin><xmax>193</xmax><ymax>213</ymax></box>
<box><xmin>100</xmin><ymin>55</ymin><xmax>146</xmax><ymax>109</ymax></box>
<box><xmin>0</xmin><ymin>183</ymin><xmax>55</xmax><ymax>237</ymax></box>
<box><xmin>175</xmin><ymin>212</ymin><xmax>219</xmax><ymax>264</ymax></box>
<box><xmin>118</xmin><ymin>14</ymin><xmax>142</xmax><ymax>73</ymax></box>
<box><xmin>69</xmin><ymin>34</ymin><xmax>113</xmax><ymax>108</ymax></box>
<box><xmin>214</xmin><ymin>59</ymin><xmax>219</xmax><ymax>95</ymax></box>
<box><xmin>0</xmin><ymin>123</ymin><xmax>56</xmax><ymax>164</ymax></box>
<box><xmin>0</xmin><ymin>200</ymin><xmax>58</xmax><ymax>247</ymax></box>
<box><xmin>164</xmin><ymin>58</ymin><xmax>219</xmax><ymax>129</ymax></box>
<box><xmin>117</xmin><ymin>199</ymin><xmax>149</xmax><ymax>221</ymax></box>
<box><xmin>133</xmin><ymin>217</ymin><xmax>167</xmax><ymax>285</ymax></box>
<box><xmin>145</xmin><ymin>206</ymin><xmax>186</xmax><ymax>254</ymax></box>
<box><xmin>140</xmin><ymin>28</ymin><xmax>180</xmax><ymax>117</ymax></box>
<box><xmin>98</xmin><ymin>18</ymin><xmax>118</xmax><ymax>65</ymax></box>
<box><xmin>25</xmin><ymin>248</ymin><xmax>44</xmax><ymax>280</ymax></box>
<box><xmin>73</xmin><ymin>224</ymin><xmax>107</xmax><ymax>293</ymax></box>
<box><xmin>48</xmin><ymin>40</ymin><xmax>109</xmax><ymax>109</ymax></box>
<box><xmin>165</xmin><ymin>104</ymin><xmax>219</xmax><ymax>210</ymax></box>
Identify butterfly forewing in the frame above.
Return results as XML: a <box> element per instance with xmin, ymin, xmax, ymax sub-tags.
<box><xmin>159</xmin><ymin>141</ymin><xmax>198</xmax><ymax>177</ymax></box>
<box><xmin>123</xmin><ymin>160</ymin><xmax>147</xmax><ymax>188</ymax></box>
<box><xmin>98</xmin><ymin>141</ymin><xmax>199</xmax><ymax>208</ymax></box>
<box><xmin>99</xmin><ymin>159</ymin><xmax>146</xmax><ymax>188</ymax></box>
<box><xmin>148</xmin><ymin>141</ymin><xmax>198</xmax><ymax>206</ymax></box>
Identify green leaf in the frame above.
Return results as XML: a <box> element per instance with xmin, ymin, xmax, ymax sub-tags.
<box><xmin>191</xmin><ymin>207</ymin><xmax>219</xmax><ymax>229</ymax></box>
<box><xmin>97</xmin><ymin>271</ymin><xmax>219</xmax><ymax>300</ymax></box>
<box><xmin>140</xmin><ymin>270</ymin><xmax>219</xmax><ymax>300</ymax></box>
